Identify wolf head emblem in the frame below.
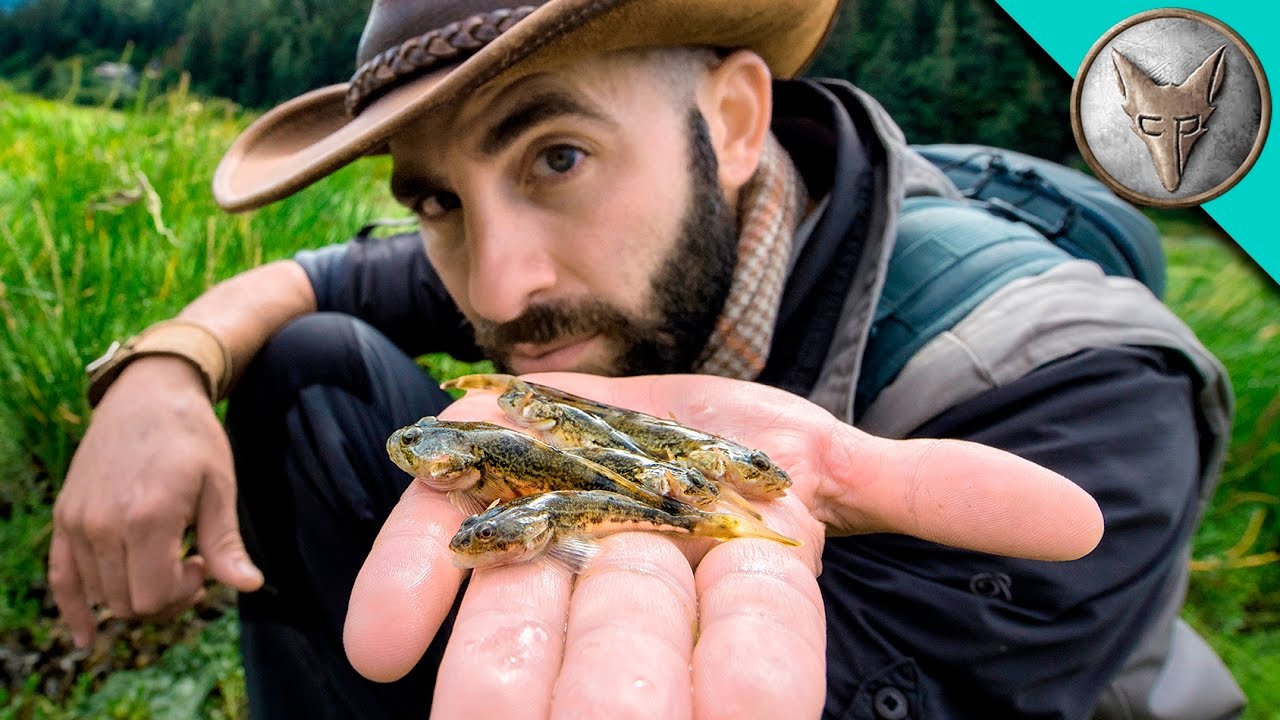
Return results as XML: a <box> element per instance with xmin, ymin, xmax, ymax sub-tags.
<box><xmin>1113</xmin><ymin>45</ymin><xmax>1227</xmax><ymax>192</ymax></box>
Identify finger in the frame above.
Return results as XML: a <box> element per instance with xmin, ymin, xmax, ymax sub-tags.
<box><xmin>66</xmin><ymin>526</ymin><xmax>106</xmax><ymax>609</ymax></box>
<box><xmin>125</xmin><ymin>510</ymin><xmax>191</xmax><ymax>616</ymax></box>
<box><xmin>550</xmin><ymin>534</ymin><xmax>697</xmax><ymax>720</ymax></box>
<box><xmin>195</xmin><ymin>470</ymin><xmax>263</xmax><ymax>592</ymax></box>
<box><xmin>820</xmin><ymin>433</ymin><xmax>1105</xmax><ymax>560</ymax></box>
<box><xmin>439</xmin><ymin>389</ymin><xmax>523</xmax><ymax>428</ymax></box>
<box><xmin>89</xmin><ymin>535</ymin><xmax>133</xmax><ymax>617</ymax></box>
<box><xmin>48</xmin><ymin>530</ymin><xmax>97</xmax><ymax>647</ymax></box>
<box><xmin>345</xmin><ymin>480</ymin><xmax>468</xmax><ymax>682</ymax></box>
<box><xmin>431</xmin><ymin>561</ymin><xmax>573</xmax><ymax>720</ymax></box>
<box><xmin>139</xmin><ymin>557</ymin><xmax>207</xmax><ymax>622</ymax></box>
<box><xmin>692</xmin><ymin>537</ymin><xmax>827</xmax><ymax>720</ymax></box>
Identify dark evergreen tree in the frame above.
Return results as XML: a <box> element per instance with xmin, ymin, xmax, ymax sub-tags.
<box><xmin>808</xmin><ymin>0</ymin><xmax>1076</xmax><ymax>161</ymax></box>
<box><xmin>0</xmin><ymin>0</ymin><xmax>1076</xmax><ymax>159</ymax></box>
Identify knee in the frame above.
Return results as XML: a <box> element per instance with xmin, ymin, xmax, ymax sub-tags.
<box><xmin>236</xmin><ymin>313</ymin><xmax>370</xmax><ymax>404</ymax></box>
<box><xmin>226</xmin><ymin>312</ymin><xmax>450</xmax><ymax>437</ymax></box>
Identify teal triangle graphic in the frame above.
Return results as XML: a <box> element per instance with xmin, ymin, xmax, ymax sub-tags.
<box><xmin>995</xmin><ymin>1</ymin><xmax>1278</xmax><ymax>284</ymax></box>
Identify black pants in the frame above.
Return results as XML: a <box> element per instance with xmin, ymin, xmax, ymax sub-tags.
<box><xmin>226</xmin><ymin>313</ymin><xmax>459</xmax><ymax>719</ymax></box>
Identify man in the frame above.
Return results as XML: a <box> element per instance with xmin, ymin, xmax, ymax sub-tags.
<box><xmin>50</xmin><ymin>1</ymin><xmax>1241</xmax><ymax>718</ymax></box>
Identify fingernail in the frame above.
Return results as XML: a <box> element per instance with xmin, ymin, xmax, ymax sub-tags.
<box><xmin>72</xmin><ymin>631</ymin><xmax>88</xmax><ymax>648</ymax></box>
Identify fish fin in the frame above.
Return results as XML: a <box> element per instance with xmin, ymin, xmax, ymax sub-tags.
<box><xmin>693</xmin><ymin>512</ymin><xmax>803</xmax><ymax>547</ymax></box>
<box><xmin>691</xmin><ymin>448</ymin><xmax>732</xmax><ymax>481</ymax></box>
<box><xmin>577</xmin><ymin>456</ymin><xmax>675</xmax><ymax>509</ymax></box>
<box><xmin>715</xmin><ymin>484</ymin><xmax>765</xmax><ymax>521</ymax></box>
<box><xmin>658</xmin><ymin>495</ymin><xmax>701</xmax><ymax>516</ymax></box>
<box><xmin>544</xmin><ymin>535</ymin><xmax>599</xmax><ymax>574</ymax></box>
<box><xmin>653</xmin><ymin>469</ymin><xmax>678</xmax><ymax>496</ymax></box>
<box><xmin>439</xmin><ymin>373</ymin><xmax>518</xmax><ymax>392</ymax></box>
<box><xmin>448</xmin><ymin>489</ymin><xmax>492</xmax><ymax>517</ymax></box>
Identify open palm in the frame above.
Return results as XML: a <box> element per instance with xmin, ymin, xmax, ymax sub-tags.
<box><xmin>343</xmin><ymin>373</ymin><xmax>1102</xmax><ymax>719</ymax></box>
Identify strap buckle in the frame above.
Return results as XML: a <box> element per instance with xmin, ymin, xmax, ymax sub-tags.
<box><xmin>85</xmin><ymin>340</ymin><xmax>122</xmax><ymax>376</ymax></box>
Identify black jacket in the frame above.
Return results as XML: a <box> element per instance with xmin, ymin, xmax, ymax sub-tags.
<box><xmin>296</xmin><ymin>78</ymin><xmax>1215</xmax><ymax>720</ymax></box>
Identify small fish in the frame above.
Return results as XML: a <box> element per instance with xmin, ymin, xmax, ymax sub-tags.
<box><xmin>497</xmin><ymin>378</ymin><xmax>646</xmax><ymax>453</ymax></box>
<box><xmin>448</xmin><ymin>489</ymin><xmax>802</xmax><ymax>572</ymax></box>
<box><xmin>444</xmin><ymin>374</ymin><xmax>793</xmax><ymax>499</ymax></box>
<box><xmin>570</xmin><ymin>445</ymin><xmax>727</xmax><ymax>512</ymax></box>
<box><xmin>386</xmin><ymin>417</ymin><xmax>687</xmax><ymax>515</ymax></box>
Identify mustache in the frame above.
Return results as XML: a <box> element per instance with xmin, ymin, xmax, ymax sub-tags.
<box><xmin>470</xmin><ymin>299</ymin><xmax>644</xmax><ymax>350</ymax></box>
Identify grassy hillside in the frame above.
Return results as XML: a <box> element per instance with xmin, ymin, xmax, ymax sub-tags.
<box><xmin>1</xmin><ymin>84</ymin><xmax>1278</xmax><ymax>717</ymax></box>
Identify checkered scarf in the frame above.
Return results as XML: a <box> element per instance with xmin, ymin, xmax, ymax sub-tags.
<box><xmin>694</xmin><ymin>133</ymin><xmax>807</xmax><ymax>379</ymax></box>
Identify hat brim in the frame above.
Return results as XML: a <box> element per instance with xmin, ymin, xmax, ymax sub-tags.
<box><xmin>213</xmin><ymin>0</ymin><xmax>840</xmax><ymax>212</ymax></box>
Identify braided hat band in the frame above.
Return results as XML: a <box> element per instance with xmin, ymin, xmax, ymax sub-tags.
<box><xmin>346</xmin><ymin>6</ymin><xmax>538</xmax><ymax>116</ymax></box>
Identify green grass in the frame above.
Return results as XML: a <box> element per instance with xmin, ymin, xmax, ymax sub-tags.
<box><xmin>0</xmin><ymin>80</ymin><xmax>404</xmax><ymax>717</ymax></box>
<box><xmin>1</xmin><ymin>83</ymin><xmax>1278</xmax><ymax>717</ymax></box>
<box><xmin>1161</xmin><ymin>219</ymin><xmax>1280</xmax><ymax>718</ymax></box>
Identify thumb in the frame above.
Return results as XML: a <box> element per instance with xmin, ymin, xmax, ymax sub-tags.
<box><xmin>197</xmin><ymin>472</ymin><xmax>265</xmax><ymax>592</ymax></box>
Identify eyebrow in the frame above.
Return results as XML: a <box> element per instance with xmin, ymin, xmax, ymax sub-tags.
<box><xmin>389</xmin><ymin>87</ymin><xmax>615</xmax><ymax>205</ymax></box>
<box><xmin>478</xmin><ymin>89</ymin><xmax>615</xmax><ymax>156</ymax></box>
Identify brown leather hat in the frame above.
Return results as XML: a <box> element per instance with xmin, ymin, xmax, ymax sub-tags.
<box><xmin>212</xmin><ymin>0</ymin><xmax>841</xmax><ymax>212</ymax></box>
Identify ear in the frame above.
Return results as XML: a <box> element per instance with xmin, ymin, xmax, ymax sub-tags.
<box><xmin>1184</xmin><ymin>45</ymin><xmax>1228</xmax><ymax>103</ymax></box>
<box><xmin>696</xmin><ymin>49</ymin><xmax>774</xmax><ymax>198</ymax></box>
<box><xmin>1112</xmin><ymin>50</ymin><xmax>1150</xmax><ymax>99</ymax></box>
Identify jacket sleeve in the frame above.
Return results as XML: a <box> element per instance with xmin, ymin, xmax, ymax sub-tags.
<box><xmin>819</xmin><ymin>345</ymin><xmax>1205</xmax><ymax>720</ymax></box>
<box><xmin>294</xmin><ymin>232</ymin><xmax>482</xmax><ymax>360</ymax></box>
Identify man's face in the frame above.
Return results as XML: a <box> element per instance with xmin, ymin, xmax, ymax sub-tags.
<box><xmin>387</xmin><ymin>51</ymin><xmax>738</xmax><ymax>376</ymax></box>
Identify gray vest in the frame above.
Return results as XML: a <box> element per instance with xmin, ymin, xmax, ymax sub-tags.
<box><xmin>804</xmin><ymin>84</ymin><xmax>1245</xmax><ymax>720</ymax></box>
<box><xmin>859</xmin><ymin>262</ymin><xmax>1241</xmax><ymax>720</ymax></box>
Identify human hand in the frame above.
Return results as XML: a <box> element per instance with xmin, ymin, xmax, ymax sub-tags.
<box><xmin>49</xmin><ymin>356</ymin><xmax>264</xmax><ymax>647</ymax></box>
<box><xmin>344</xmin><ymin>373</ymin><xmax>1102</xmax><ymax>719</ymax></box>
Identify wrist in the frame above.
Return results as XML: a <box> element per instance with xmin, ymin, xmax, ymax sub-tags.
<box><xmin>86</xmin><ymin>320</ymin><xmax>232</xmax><ymax>406</ymax></box>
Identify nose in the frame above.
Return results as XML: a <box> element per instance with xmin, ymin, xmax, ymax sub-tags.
<box><xmin>464</xmin><ymin>197</ymin><xmax>558</xmax><ymax>324</ymax></box>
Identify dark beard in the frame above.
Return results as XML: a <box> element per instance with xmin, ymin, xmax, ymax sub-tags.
<box><xmin>471</xmin><ymin>109</ymin><xmax>738</xmax><ymax>376</ymax></box>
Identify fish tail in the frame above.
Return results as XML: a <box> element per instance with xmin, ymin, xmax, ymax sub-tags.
<box><xmin>440</xmin><ymin>373</ymin><xmax>520</xmax><ymax>392</ymax></box>
<box><xmin>690</xmin><ymin>512</ymin><xmax>803</xmax><ymax>547</ymax></box>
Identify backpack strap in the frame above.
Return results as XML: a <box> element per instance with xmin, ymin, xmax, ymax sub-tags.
<box><xmin>853</xmin><ymin>196</ymin><xmax>1070</xmax><ymax>418</ymax></box>
<box><xmin>911</xmin><ymin>144</ymin><xmax>1167</xmax><ymax>297</ymax></box>
<box><xmin>859</xmin><ymin>259</ymin><xmax>1231</xmax><ymax>466</ymax></box>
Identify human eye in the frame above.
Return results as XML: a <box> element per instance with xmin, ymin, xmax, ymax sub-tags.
<box><xmin>414</xmin><ymin>191</ymin><xmax>461</xmax><ymax>221</ymax></box>
<box><xmin>531</xmin><ymin>144</ymin><xmax>586</xmax><ymax>179</ymax></box>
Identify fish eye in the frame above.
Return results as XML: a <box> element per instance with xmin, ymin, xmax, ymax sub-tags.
<box><xmin>477</xmin><ymin>523</ymin><xmax>495</xmax><ymax>540</ymax></box>
<box><xmin>401</xmin><ymin>427</ymin><xmax>423</xmax><ymax>445</ymax></box>
<box><xmin>750</xmin><ymin>453</ymin><xmax>772</xmax><ymax>470</ymax></box>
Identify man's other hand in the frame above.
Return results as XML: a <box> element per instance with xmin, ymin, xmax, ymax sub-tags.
<box><xmin>344</xmin><ymin>373</ymin><xmax>1103</xmax><ymax>719</ymax></box>
<box><xmin>48</xmin><ymin>356</ymin><xmax>264</xmax><ymax>647</ymax></box>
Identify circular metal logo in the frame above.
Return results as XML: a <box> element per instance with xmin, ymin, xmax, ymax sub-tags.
<box><xmin>1070</xmin><ymin>9</ymin><xmax>1271</xmax><ymax>208</ymax></box>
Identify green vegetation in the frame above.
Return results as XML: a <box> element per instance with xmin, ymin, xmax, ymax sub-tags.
<box><xmin>1164</xmin><ymin>220</ymin><xmax>1280</xmax><ymax>716</ymax></box>
<box><xmin>0</xmin><ymin>80</ymin><xmax>400</xmax><ymax>717</ymax></box>
<box><xmin>1</xmin><ymin>0</ymin><xmax>1076</xmax><ymax>161</ymax></box>
<box><xmin>809</xmin><ymin>0</ymin><xmax>1076</xmax><ymax>161</ymax></box>
<box><xmin>1</xmin><ymin>33</ymin><xmax>1278</xmax><ymax>720</ymax></box>
<box><xmin>0</xmin><ymin>0</ymin><xmax>368</xmax><ymax>110</ymax></box>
